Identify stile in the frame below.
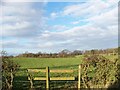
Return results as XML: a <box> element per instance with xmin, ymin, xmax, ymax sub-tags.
<box><xmin>27</xmin><ymin>66</ymin><xmax>77</xmax><ymax>89</ymax></box>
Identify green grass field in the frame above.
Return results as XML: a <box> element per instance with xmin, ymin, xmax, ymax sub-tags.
<box><xmin>12</xmin><ymin>55</ymin><xmax>84</xmax><ymax>69</ymax></box>
<box><xmin>12</xmin><ymin>54</ymin><xmax>118</xmax><ymax>69</ymax></box>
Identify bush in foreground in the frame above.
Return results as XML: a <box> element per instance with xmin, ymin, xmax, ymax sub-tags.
<box><xmin>2</xmin><ymin>56</ymin><xmax>20</xmax><ymax>90</ymax></box>
<box><xmin>81</xmin><ymin>55</ymin><xmax>119</xmax><ymax>88</ymax></box>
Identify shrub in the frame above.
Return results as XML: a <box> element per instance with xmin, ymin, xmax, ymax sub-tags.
<box><xmin>81</xmin><ymin>55</ymin><xmax>118</xmax><ymax>88</ymax></box>
<box><xmin>2</xmin><ymin>56</ymin><xmax>20</xmax><ymax>90</ymax></box>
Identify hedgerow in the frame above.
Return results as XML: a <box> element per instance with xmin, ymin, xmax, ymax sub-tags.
<box><xmin>81</xmin><ymin>55</ymin><xmax>119</xmax><ymax>88</ymax></box>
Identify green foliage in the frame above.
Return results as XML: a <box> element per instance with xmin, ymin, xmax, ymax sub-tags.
<box><xmin>81</xmin><ymin>55</ymin><xmax>118</xmax><ymax>88</ymax></box>
<box><xmin>2</xmin><ymin>56</ymin><xmax>20</xmax><ymax>90</ymax></box>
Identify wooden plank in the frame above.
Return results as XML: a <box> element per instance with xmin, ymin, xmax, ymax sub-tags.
<box><xmin>28</xmin><ymin>77</ymin><xmax>46</xmax><ymax>80</ymax></box>
<box><xmin>28</xmin><ymin>77</ymin><xmax>75</xmax><ymax>81</ymax></box>
<box><xmin>50</xmin><ymin>77</ymin><xmax>75</xmax><ymax>80</ymax></box>
<box><xmin>50</xmin><ymin>70</ymin><xmax>74</xmax><ymax>73</ymax></box>
<box><xmin>27</xmin><ymin>69</ymin><xmax>46</xmax><ymax>73</ymax></box>
<box><xmin>34</xmin><ymin>77</ymin><xmax>46</xmax><ymax>80</ymax></box>
<box><xmin>28</xmin><ymin>69</ymin><xmax>73</xmax><ymax>73</ymax></box>
<box><xmin>28</xmin><ymin>77</ymin><xmax>75</xmax><ymax>80</ymax></box>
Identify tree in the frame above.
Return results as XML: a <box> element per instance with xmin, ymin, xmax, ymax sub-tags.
<box><xmin>72</xmin><ymin>50</ymin><xmax>82</xmax><ymax>55</ymax></box>
<box><xmin>59</xmin><ymin>49</ymin><xmax>71</xmax><ymax>57</ymax></box>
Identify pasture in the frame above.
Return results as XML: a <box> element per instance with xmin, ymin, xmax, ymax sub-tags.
<box><xmin>12</xmin><ymin>55</ymin><xmax>84</xmax><ymax>69</ymax></box>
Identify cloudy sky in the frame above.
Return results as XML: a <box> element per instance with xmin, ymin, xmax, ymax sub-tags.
<box><xmin>1</xmin><ymin>0</ymin><xmax>118</xmax><ymax>55</ymax></box>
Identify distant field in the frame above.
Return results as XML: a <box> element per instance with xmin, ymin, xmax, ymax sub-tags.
<box><xmin>12</xmin><ymin>54</ymin><xmax>118</xmax><ymax>69</ymax></box>
<box><xmin>12</xmin><ymin>55</ymin><xmax>84</xmax><ymax>69</ymax></box>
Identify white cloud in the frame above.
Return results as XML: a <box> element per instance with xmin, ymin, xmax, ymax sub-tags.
<box><xmin>34</xmin><ymin>23</ymin><xmax>117</xmax><ymax>47</ymax></box>
<box><xmin>50</xmin><ymin>12</ymin><xmax>57</xmax><ymax>18</ymax></box>
<box><xmin>1</xmin><ymin>21</ymin><xmax>35</xmax><ymax>37</ymax></box>
<box><xmin>1</xmin><ymin>2</ymin><xmax>45</xmax><ymax>38</ymax></box>
<box><xmin>38</xmin><ymin>42</ymin><xmax>53</xmax><ymax>48</ymax></box>
<box><xmin>72</xmin><ymin>21</ymin><xmax>80</xmax><ymax>25</ymax></box>
<box><xmin>62</xmin><ymin>0</ymin><xmax>118</xmax><ymax>17</ymax></box>
<box><xmin>88</xmin><ymin>7</ymin><xmax>118</xmax><ymax>26</ymax></box>
<box><xmin>0</xmin><ymin>39</ymin><xmax>21</xmax><ymax>49</ymax></box>
<box><xmin>49</xmin><ymin>25</ymin><xmax>69</xmax><ymax>32</ymax></box>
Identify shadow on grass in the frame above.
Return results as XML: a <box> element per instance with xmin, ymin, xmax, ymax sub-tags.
<box><xmin>13</xmin><ymin>76</ymin><xmax>46</xmax><ymax>89</ymax></box>
<box><xmin>13</xmin><ymin>76</ymin><xmax>77</xmax><ymax>89</ymax></box>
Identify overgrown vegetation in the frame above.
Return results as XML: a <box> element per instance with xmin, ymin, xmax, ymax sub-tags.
<box><xmin>2</xmin><ymin>55</ymin><xmax>20</xmax><ymax>90</ymax></box>
<box><xmin>81</xmin><ymin>55</ymin><xmax>119</xmax><ymax>88</ymax></box>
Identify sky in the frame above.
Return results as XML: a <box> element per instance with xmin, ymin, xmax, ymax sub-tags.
<box><xmin>0</xmin><ymin>0</ymin><xmax>119</xmax><ymax>55</ymax></box>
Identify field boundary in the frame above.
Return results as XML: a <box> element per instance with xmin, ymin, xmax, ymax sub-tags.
<box><xmin>27</xmin><ymin>65</ymin><xmax>82</xmax><ymax>90</ymax></box>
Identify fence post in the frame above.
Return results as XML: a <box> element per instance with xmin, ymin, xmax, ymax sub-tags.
<box><xmin>78</xmin><ymin>64</ymin><xmax>81</xmax><ymax>90</ymax></box>
<box><xmin>27</xmin><ymin>69</ymin><xmax>33</xmax><ymax>89</ymax></box>
<box><xmin>46</xmin><ymin>67</ymin><xmax>50</xmax><ymax>90</ymax></box>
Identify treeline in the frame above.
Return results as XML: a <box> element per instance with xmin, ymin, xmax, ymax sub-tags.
<box><xmin>84</xmin><ymin>48</ymin><xmax>118</xmax><ymax>55</ymax></box>
<box><xmin>16</xmin><ymin>49</ymin><xmax>83</xmax><ymax>58</ymax></box>
<box><xmin>15</xmin><ymin>47</ymin><xmax>118</xmax><ymax>58</ymax></box>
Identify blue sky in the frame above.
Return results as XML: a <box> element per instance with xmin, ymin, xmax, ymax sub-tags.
<box><xmin>0</xmin><ymin>0</ymin><xmax>118</xmax><ymax>55</ymax></box>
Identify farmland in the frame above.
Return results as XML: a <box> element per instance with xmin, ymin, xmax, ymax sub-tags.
<box><xmin>12</xmin><ymin>55</ymin><xmax>84</xmax><ymax>69</ymax></box>
<box><xmin>9</xmin><ymin>54</ymin><xmax>118</xmax><ymax>89</ymax></box>
<box><xmin>12</xmin><ymin>54</ymin><xmax>117</xmax><ymax>69</ymax></box>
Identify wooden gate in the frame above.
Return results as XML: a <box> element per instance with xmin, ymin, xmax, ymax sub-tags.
<box><xmin>27</xmin><ymin>65</ymin><xmax>81</xmax><ymax>90</ymax></box>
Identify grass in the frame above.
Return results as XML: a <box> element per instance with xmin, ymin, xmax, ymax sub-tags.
<box><xmin>12</xmin><ymin>54</ymin><xmax>118</xmax><ymax>69</ymax></box>
<box><xmin>12</xmin><ymin>55</ymin><xmax>84</xmax><ymax>69</ymax></box>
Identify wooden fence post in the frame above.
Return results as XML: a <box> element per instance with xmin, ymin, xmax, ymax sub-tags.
<box><xmin>46</xmin><ymin>67</ymin><xmax>50</xmax><ymax>90</ymax></box>
<box><xmin>78</xmin><ymin>64</ymin><xmax>81</xmax><ymax>90</ymax></box>
<box><xmin>27</xmin><ymin>69</ymin><xmax>33</xmax><ymax>89</ymax></box>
